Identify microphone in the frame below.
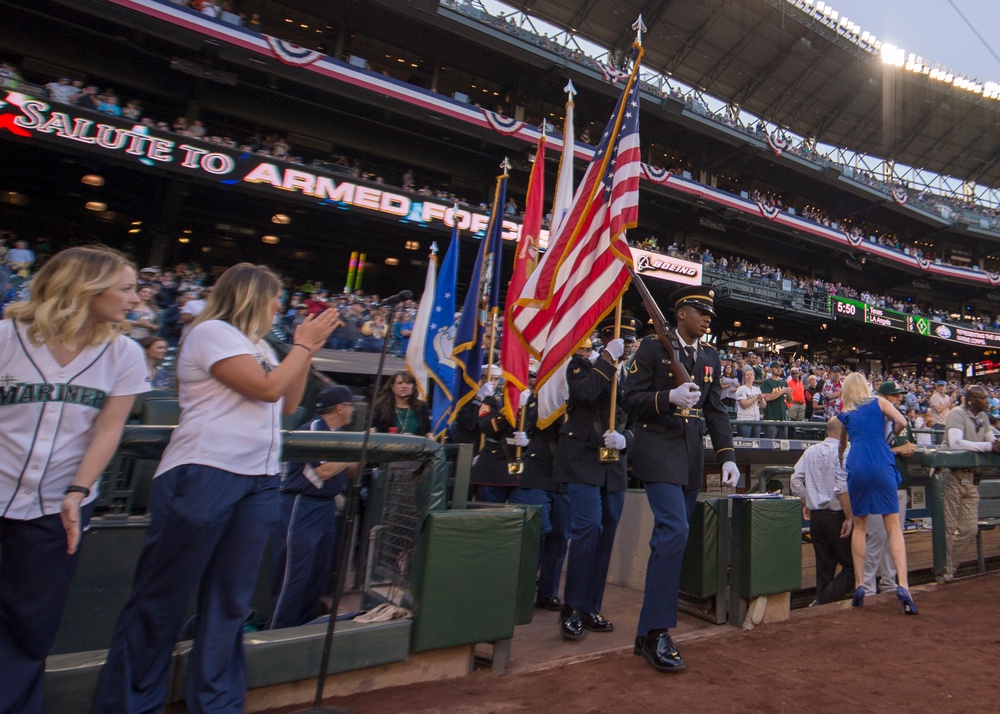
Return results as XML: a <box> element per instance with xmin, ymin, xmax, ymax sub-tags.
<box><xmin>380</xmin><ymin>290</ymin><xmax>413</xmax><ymax>306</ymax></box>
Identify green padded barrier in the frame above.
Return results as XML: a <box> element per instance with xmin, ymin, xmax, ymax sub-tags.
<box><xmin>679</xmin><ymin>498</ymin><xmax>722</xmax><ymax>598</ymax></box>
<box><xmin>410</xmin><ymin>509</ymin><xmax>525</xmax><ymax>653</ymax></box>
<box><xmin>514</xmin><ymin>505</ymin><xmax>542</xmax><ymax>625</ymax></box>
<box><xmin>140</xmin><ymin>398</ymin><xmax>180</xmax><ymax>426</ymax></box>
<box><xmin>45</xmin><ymin>620</ymin><xmax>411</xmax><ymax>711</ymax></box>
<box><xmin>49</xmin><ymin>520</ymin><xmax>150</xmax><ymax>655</ymax></box>
<box><xmin>117</xmin><ymin>428</ymin><xmax>450</xmax><ymax>516</ymax></box>
<box><xmin>736</xmin><ymin>498</ymin><xmax>802</xmax><ymax>598</ymax></box>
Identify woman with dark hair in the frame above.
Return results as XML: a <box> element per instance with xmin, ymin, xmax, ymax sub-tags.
<box><xmin>1</xmin><ymin>245</ymin><xmax>148</xmax><ymax>713</ymax></box>
<box><xmin>372</xmin><ymin>370</ymin><xmax>431</xmax><ymax>436</ymax></box>
<box><xmin>94</xmin><ymin>263</ymin><xmax>337</xmax><ymax>713</ymax></box>
<box><xmin>136</xmin><ymin>335</ymin><xmax>172</xmax><ymax>389</ymax></box>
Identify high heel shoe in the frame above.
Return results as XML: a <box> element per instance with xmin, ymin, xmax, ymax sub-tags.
<box><xmin>897</xmin><ymin>587</ymin><xmax>919</xmax><ymax>615</ymax></box>
<box><xmin>851</xmin><ymin>586</ymin><xmax>865</xmax><ymax>607</ymax></box>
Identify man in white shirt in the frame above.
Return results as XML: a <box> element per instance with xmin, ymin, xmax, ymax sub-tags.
<box><xmin>942</xmin><ymin>385</ymin><xmax>1000</xmax><ymax>581</ymax></box>
<box><xmin>791</xmin><ymin>417</ymin><xmax>854</xmax><ymax>604</ymax></box>
<box><xmin>178</xmin><ymin>287</ymin><xmax>210</xmax><ymax>341</ymax></box>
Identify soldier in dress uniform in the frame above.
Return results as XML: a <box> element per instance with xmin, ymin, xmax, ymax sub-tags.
<box><xmin>509</xmin><ymin>362</ymin><xmax>567</xmax><ymax>610</ymax></box>
<box><xmin>468</xmin><ymin>364</ymin><xmax>518</xmax><ymax>502</ymax></box>
<box><xmin>555</xmin><ymin>315</ymin><xmax>640</xmax><ymax>640</ymax></box>
<box><xmin>622</xmin><ymin>286</ymin><xmax>739</xmax><ymax>673</ymax></box>
<box><xmin>448</xmin><ymin>364</ymin><xmax>500</xmax><ymax>453</ymax></box>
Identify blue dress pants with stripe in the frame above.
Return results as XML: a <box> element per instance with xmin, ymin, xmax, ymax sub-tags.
<box><xmin>93</xmin><ymin>465</ymin><xmax>278</xmax><ymax>714</ymax></box>
<box><xmin>269</xmin><ymin>493</ymin><xmax>338</xmax><ymax>630</ymax></box>
<box><xmin>0</xmin><ymin>505</ymin><xmax>94</xmax><ymax>714</ymax></box>
<box><xmin>509</xmin><ymin>488</ymin><xmax>568</xmax><ymax>601</ymax></box>
<box><xmin>562</xmin><ymin>483</ymin><xmax>623</xmax><ymax>614</ymax></box>
<box><xmin>636</xmin><ymin>483</ymin><xmax>699</xmax><ymax>636</ymax></box>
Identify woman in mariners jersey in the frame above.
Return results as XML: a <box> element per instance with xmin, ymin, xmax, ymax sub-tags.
<box><xmin>0</xmin><ymin>245</ymin><xmax>148</xmax><ymax>714</ymax></box>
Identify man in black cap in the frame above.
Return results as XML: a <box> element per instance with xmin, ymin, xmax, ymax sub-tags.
<box><xmin>269</xmin><ymin>386</ymin><xmax>362</xmax><ymax>629</ymax></box>
<box><xmin>623</xmin><ymin>285</ymin><xmax>738</xmax><ymax>673</ymax></box>
<box><xmin>554</xmin><ymin>315</ymin><xmax>635</xmax><ymax>641</ymax></box>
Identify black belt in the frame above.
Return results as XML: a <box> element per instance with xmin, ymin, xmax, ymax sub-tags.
<box><xmin>282</xmin><ymin>491</ymin><xmax>336</xmax><ymax>501</ymax></box>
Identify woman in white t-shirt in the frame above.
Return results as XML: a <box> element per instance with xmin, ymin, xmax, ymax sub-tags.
<box><xmin>1</xmin><ymin>245</ymin><xmax>148</xmax><ymax>713</ymax></box>
<box><xmin>720</xmin><ymin>363</ymin><xmax>740</xmax><ymax>408</ymax></box>
<box><xmin>95</xmin><ymin>263</ymin><xmax>337</xmax><ymax>714</ymax></box>
<box><xmin>734</xmin><ymin>367</ymin><xmax>765</xmax><ymax>438</ymax></box>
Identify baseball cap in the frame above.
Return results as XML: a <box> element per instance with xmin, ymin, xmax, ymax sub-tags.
<box><xmin>831</xmin><ymin>365</ymin><xmax>843</xmax><ymax>372</ymax></box>
<box><xmin>315</xmin><ymin>385</ymin><xmax>363</xmax><ymax>411</ymax></box>
<box><xmin>878</xmin><ymin>381</ymin><xmax>908</xmax><ymax>396</ymax></box>
<box><xmin>936</xmin><ymin>380</ymin><xmax>947</xmax><ymax>386</ymax></box>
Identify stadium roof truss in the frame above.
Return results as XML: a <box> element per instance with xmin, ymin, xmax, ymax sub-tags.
<box><xmin>505</xmin><ymin>0</ymin><xmax>1000</xmax><ymax>188</ymax></box>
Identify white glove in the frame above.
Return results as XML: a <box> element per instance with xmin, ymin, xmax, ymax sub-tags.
<box><xmin>721</xmin><ymin>462</ymin><xmax>740</xmax><ymax>488</ymax></box>
<box><xmin>603</xmin><ymin>430</ymin><xmax>626</xmax><ymax>450</ymax></box>
<box><xmin>476</xmin><ymin>381</ymin><xmax>495</xmax><ymax>401</ymax></box>
<box><xmin>603</xmin><ymin>338</ymin><xmax>625</xmax><ymax>361</ymax></box>
<box><xmin>519</xmin><ymin>389</ymin><xmax>532</xmax><ymax>409</ymax></box>
<box><xmin>668</xmin><ymin>383</ymin><xmax>701</xmax><ymax>409</ymax></box>
<box><xmin>588</xmin><ymin>350</ymin><xmax>600</xmax><ymax>362</ymax></box>
<box><xmin>512</xmin><ymin>431</ymin><xmax>530</xmax><ymax>447</ymax></box>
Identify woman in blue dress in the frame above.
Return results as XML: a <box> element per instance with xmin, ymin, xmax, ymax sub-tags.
<box><xmin>837</xmin><ymin>372</ymin><xmax>918</xmax><ymax>614</ymax></box>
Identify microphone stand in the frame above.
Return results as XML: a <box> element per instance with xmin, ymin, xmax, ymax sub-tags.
<box><xmin>294</xmin><ymin>307</ymin><xmax>398</xmax><ymax>713</ymax></box>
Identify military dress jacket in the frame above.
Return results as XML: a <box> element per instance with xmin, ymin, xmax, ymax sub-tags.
<box><xmin>622</xmin><ymin>338</ymin><xmax>735</xmax><ymax>490</ymax></box>
<box><xmin>553</xmin><ymin>354</ymin><xmax>631</xmax><ymax>491</ymax></box>
<box><xmin>518</xmin><ymin>396</ymin><xmax>564</xmax><ymax>493</ymax></box>
<box><xmin>469</xmin><ymin>393</ymin><xmax>519</xmax><ymax>487</ymax></box>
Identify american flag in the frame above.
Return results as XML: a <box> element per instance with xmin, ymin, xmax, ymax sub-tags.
<box><xmin>508</xmin><ymin>50</ymin><xmax>641</xmax><ymax>428</ymax></box>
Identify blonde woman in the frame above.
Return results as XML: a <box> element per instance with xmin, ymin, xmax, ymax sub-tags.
<box><xmin>0</xmin><ymin>246</ymin><xmax>147</xmax><ymax>713</ymax></box>
<box><xmin>95</xmin><ymin>263</ymin><xmax>337</xmax><ymax>713</ymax></box>
<box><xmin>837</xmin><ymin>372</ymin><xmax>917</xmax><ymax>614</ymax></box>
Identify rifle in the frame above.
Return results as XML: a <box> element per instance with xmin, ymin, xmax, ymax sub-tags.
<box><xmin>626</xmin><ymin>266</ymin><xmax>691</xmax><ymax>388</ymax></box>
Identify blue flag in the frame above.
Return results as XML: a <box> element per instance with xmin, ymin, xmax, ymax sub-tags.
<box><xmin>425</xmin><ymin>226</ymin><xmax>460</xmax><ymax>437</ymax></box>
<box><xmin>450</xmin><ymin>172</ymin><xmax>507</xmax><ymax>423</ymax></box>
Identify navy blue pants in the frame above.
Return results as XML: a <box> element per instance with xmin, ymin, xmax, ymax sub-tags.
<box><xmin>562</xmin><ymin>484</ymin><xmax>624</xmax><ymax>614</ymax></box>
<box><xmin>269</xmin><ymin>493</ymin><xmax>338</xmax><ymax>629</ymax></box>
<box><xmin>476</xmin><ymin>485</ymin><xmax>515</xmax><ymax>504</ymax></box>
<box><xmin>0</xmin><ymin>504</ymin><xmax>94</xmax><ymax>714</ymax></box>
<box><xmin>94</xmin><ymin>465</ymin><xmax>278</xmax><ymax>714</ymax></box>
<box><xmin>509</xmin><ymin>488</ymin><xmax>568</xmax><ymax>601</ymax></box>
<box><xmin>637</xmin><ymin>483</ymin><xmax>699</xmax><ymax>636</ymax></box>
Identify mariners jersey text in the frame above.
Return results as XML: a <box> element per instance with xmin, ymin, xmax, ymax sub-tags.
<box><xmin>0</xmin><ymin>382</ymin><xmax>108</xmax><ymax>409</ymax></box>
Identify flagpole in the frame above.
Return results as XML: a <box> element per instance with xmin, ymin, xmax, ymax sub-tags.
<box><xmin>607</xmin><ymin>300</ymin><xmax>623</xmax><ymax>429</ymax></box>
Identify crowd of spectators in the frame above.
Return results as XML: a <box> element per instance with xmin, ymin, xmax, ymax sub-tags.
<box><xmin>7</xmin><ymin>241</ymin><xmax>1000</xmax><ymax>438</ymax></box>
<box><xmin>712</xmin><ymin>350</ymin><xmax>999</xmax><ymax>445</ymax></box>
<box><xmin>445</xmin><ymin>0</ymin><xmax>1000</xmax><ymax>236</ymax></box>
<box><xmin>631</xmin><ymin>238</ymin><xmax>1000</xmax><ymax>333</ymax></box>
<box><xmin>5</xmin><ymin>48</ymin><xmax>999</xmax><ymax>277</ymax></box>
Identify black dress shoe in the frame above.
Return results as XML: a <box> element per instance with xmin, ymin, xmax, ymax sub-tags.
<box><xmin>559</xmin><ymin>606</ymin><xmax>585</xmax><ymax>640</ymax></box>
<box><xmin>581</xmin><ymin>612</ymin><xmax>614</xmax><ymax>632</ymax></box>
<box><xmin>639</xmin><ymin>629</ymin><xmax>685</xmax><ymax>672</ymax></box>
<box><xmin>535</xmin><ymin>596</ymin><xmax>563</xmax><ymax>611</ymax></box>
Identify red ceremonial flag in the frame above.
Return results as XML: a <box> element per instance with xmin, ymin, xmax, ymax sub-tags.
<box><xmin>500</xmin><ymin>133</ymin><xmax>546</xmax><ymax>426</ymax></box>
<box><xmin>508</xmin><ymin>45</ymin><xmax>643</xmax><ymax>428</ymax></box>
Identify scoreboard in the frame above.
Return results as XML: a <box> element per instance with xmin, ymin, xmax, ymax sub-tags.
<box><xmin>829</xmin><ymin>296</ymin><xmax>1000</xmax><ymax>349</ymax></box>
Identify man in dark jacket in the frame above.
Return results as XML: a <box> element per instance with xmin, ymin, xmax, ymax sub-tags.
<box><xmin>623</xmin><ymin>287</ymin><xmax>738</xmax><ymax>673</ymax></box>
<box><xmin>555</xmin><ymin>316</ymin><xmax>638</xmax><ymax>641</ymax></box>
